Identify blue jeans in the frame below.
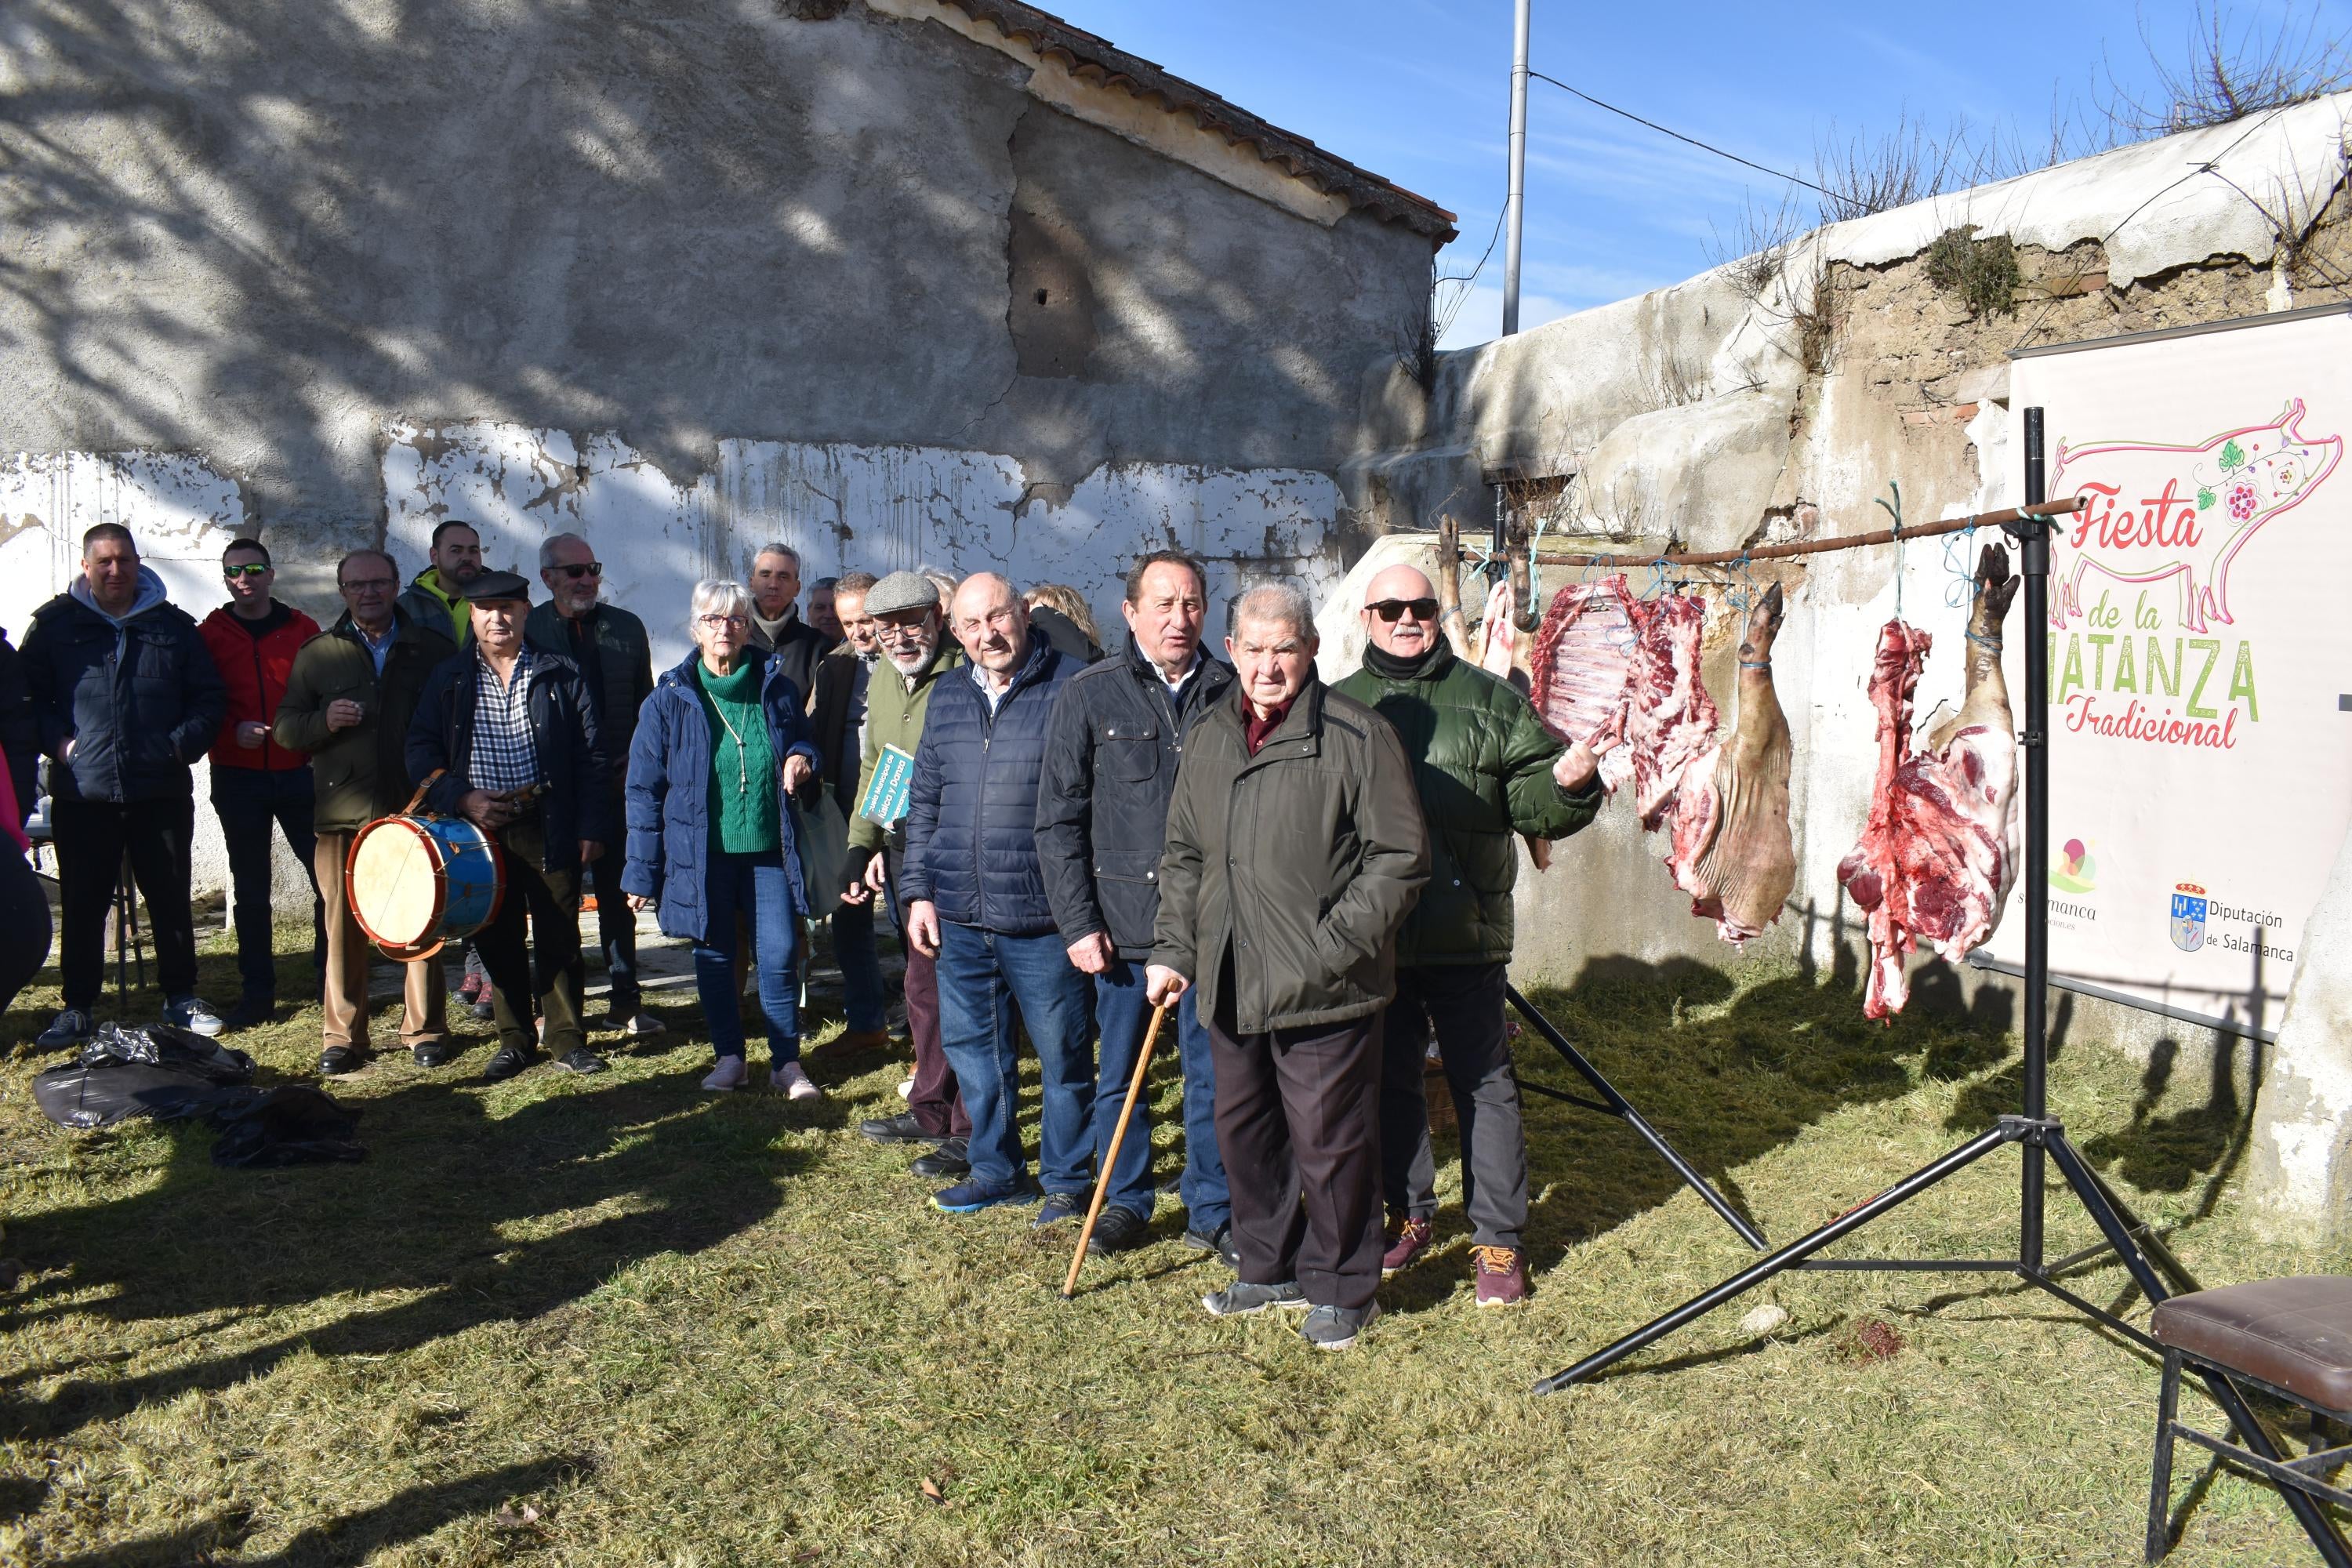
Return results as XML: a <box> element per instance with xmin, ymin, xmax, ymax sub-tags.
<box><xmin>209</xmin><ymin>764</ymin><xmax>323</xmax><ymax>1000</ymax></box>
<box><xmin>936</xmin><ymin>922</ymin><xmax>1096</xmax><ymax>1197</ymax></box>
<box><xmin>833</xmin><ymin>897</ymin><xmax>887</xmax><ymax>1033</ymax></box>
<box><xmin>1094</xmin><ymin>958</ymin><xmax>1217</xmax><ymax>1225</ymax></box>
<box><xmin>691</xmin><ymin>850</ymin><xmax>803</xmax><ymax>1063</ymax></box>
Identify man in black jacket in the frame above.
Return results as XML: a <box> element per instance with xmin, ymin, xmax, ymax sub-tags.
<box><xmin>746</xmin><ymin>543</ymin><xmax>833</xmax><ymax>702</ymax></box>
<box><xmin>1037</xmin><ymin>552</ymin><xmax>1236</xmax><ymax>1258</ymax></box>
<box><xmin>528</xmin><ymin>532</ymin><xmax>659</xmax><ymax>1036</ymax></box>
<box><xmin>407</xmin><ymin>571</ymin><xmax>612</xmax><ymax>1081</ymax></box>
<box><xmin>24</xmin><ymin>524</ymin><xmax>228</xmax><ymax>1047</ymax></box>
<box><xmin>803</xmin><ymin>571</ymin><xmax>889</xmax><ymax>1048</ymax></box>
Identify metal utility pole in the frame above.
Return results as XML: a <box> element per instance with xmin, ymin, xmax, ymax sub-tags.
<box><xmin>1501</xmin><ymin>0</ymin><xmax>1531</xmax><ymax>336</ymax></box>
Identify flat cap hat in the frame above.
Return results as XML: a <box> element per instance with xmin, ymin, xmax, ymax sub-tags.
<box><xmin>863</xmin><ymin>570</ymin><xmax>940</xmax><ymax>617</ymax></box>
<box><xmin>458</xmin><ymin>569</ymin><xmax>532</xmax><ymax>603</ymax></box>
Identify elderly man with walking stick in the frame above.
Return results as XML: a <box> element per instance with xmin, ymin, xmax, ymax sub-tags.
<box><xmin>1335</xmin><ymin>563</ymin><xmax>1603</xmax><ymax>1306</ymax></box>
<box><xmin>1148</xmin><ymin>582</ymin><xmax>1428</xmax><ymax>1351</ymax></box>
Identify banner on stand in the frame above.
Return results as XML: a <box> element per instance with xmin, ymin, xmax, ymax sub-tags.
<box><xmin>1989</xmin><ymin>306</ymin><xmax>2352</xmax><ymax>1036</ymax></box>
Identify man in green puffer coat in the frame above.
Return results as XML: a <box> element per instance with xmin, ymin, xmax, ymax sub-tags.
<box><xmin>1334</xmin><ymin>564</ymin><xmax>1603</xmax><ymax>1309</ymax></box>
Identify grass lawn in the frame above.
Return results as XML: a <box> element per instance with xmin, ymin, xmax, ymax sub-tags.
<box><xmin>2</xmin><ymin>918</ymin><xmax>2344</xmax><ymax>1565</ymax></box>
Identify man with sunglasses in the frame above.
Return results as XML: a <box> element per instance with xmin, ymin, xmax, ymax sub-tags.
<box><xmin>1334</xmin><ymin>564</ymin><xmax>1603</xmax><ymax>1308</ymax></box>
<box><xmin>528</xmin><ymin>532</ymin><xmax>659</xmax><ymax>1037</ymax></box>
<box><xmin>195</xmin><ymin>538</ymin><xmax>325</xmax><ymax>1029</ymax></box>
<box><xmin>274</xmin><ymin>549</ymin><xmax>459</xmax><ymax>1073</ymax></box>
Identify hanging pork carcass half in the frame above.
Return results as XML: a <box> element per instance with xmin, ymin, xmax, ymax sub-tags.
<box><xmin>1528</xmin><ymin>575</ymin><xmax>1639</xmax><ymax>788</ymax></box>
<box><xmin>1836</xmin><ymin>544</ymin><xmax>2024</xmax><ymax>1019</ymax></box>
<box><xmin>1621</xmin><ymin>590</ymin><xmax>1722</xmax><ymax>832</ymax></box>
<box><xmin>1664</xmin><ymin>583</ymin><xmax>1796</xmax><ymax>944</ymax></box>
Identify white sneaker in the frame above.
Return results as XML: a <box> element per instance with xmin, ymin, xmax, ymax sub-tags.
<box><xmin>771</xmin><ymin>1060</ymin><xmax>822</xmax><ymax>1101</ymax></box>
<box><xmin>700</xmin><ymin>1056</ymin><xmax>749</xmax><ymax>1092</ymax></box>
<box><xmin>897</xmin><ymin>1076</ymin><xmax>914</xmax><ymax>1101</ymax></box>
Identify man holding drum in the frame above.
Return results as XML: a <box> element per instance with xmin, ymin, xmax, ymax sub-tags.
<box><xmin>275</xmin><ymin>549</ymin><xmax>460</xmax><ymax>1074</ymax></box>
<box><xmin>407</xmin><ymin>571</ymin><xmax>613</xmax><ymax>1082</ymax></box>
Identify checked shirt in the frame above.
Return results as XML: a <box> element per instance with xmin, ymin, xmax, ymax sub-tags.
<box><xmin>469</xmin><ymin>645</ymin><xmax>542</xmax><ymax>797</ymax></box>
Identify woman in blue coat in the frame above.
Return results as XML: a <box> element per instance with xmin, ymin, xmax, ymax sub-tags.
<box><xmin>622</xmin><ymin>580</ymin><xmax>824</xmax><ymax>1096</ymax></box>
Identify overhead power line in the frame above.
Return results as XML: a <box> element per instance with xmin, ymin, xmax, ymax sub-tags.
<box><xmin>1526</xmin><ymin>70</ymin><xmax>1836</xmax><ymax>199</ymax></box>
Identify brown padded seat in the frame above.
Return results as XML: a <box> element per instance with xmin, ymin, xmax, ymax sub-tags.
<box><xmin>2152</xmin><ymin>1276</ymin><xmax>2352</xmax><ymax>1414</ymax></box>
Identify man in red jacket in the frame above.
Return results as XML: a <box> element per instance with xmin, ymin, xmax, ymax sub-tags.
<box><xmin>198</xmin><ymin>537</ymin><xmax>324</xmax><ymax>1029</ymax></box>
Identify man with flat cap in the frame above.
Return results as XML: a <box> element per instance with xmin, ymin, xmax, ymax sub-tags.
<box><xmin>407</xmin><ymin>569</ymin><xmax>613</xmax><ymax>1080</ymax></box>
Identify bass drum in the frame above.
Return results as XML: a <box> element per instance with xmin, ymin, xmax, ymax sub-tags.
<box><xmin>347</xmin><ymin>815</ymin><xmax>504</xmax><ymax>960</ymax></box>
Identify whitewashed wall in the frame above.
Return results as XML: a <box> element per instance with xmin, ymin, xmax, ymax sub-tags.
<box><xmin>2</xmin><ymin>427</ymin><xmax>1352</xmax><ymax>898</ymax></box>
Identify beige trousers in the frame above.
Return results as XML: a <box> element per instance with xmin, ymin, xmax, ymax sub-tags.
<box><xmin>317</xmin><ymin>829</ymin><xmax>451</xmax><ymax>1051</ymax></box>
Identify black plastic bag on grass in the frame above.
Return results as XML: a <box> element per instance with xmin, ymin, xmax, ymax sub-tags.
<box><xmin>31</xmin><ymin>1023</ymin><xmax>257</xmax><ymax>1129</ymax></box>
<box><xmin>208</xmin><ymin>1086</ymin><xmax>366</xmax><ymax>1168</ymax></box>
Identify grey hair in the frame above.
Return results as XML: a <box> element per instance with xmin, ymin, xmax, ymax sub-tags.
<box><xmin>537</xmin><ymin>532</ymin><xmax>590</xmax><ymax>572</ymax></box>
<box><xmin>1232</xmin><ymin>582</ymin><xmax>1316</xmax><ymax>642</ymax></box>
<box><xmin>689</xmin><ymin>578</ymin><xmax>755</xmax><ymax>630</ymax></box>
<box><xmin>336</xmin><ymin>547</ymin><xmax>398</xmax><ymax>586</ymax></box>
<box><xmin>753</xmin><ymin>542</ymin><xmax>803</xmax><ymax>573</ymax></box>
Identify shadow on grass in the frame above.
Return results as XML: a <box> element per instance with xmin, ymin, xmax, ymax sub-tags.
<box><xmin>38</xmin><ymin>1453</ymin><xmax>593</xmax><ymax>1567</ymax></box>
<box><xmin>1</xmin><ymin>1071</ymin><xmax>812</xmax><ymax>1440</ymax></box>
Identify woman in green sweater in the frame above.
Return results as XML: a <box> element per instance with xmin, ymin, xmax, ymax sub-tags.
<box><xmin>622</xmin><ymin>580</ymin><xmax>825</xmax><ymax>1095</ymax></box>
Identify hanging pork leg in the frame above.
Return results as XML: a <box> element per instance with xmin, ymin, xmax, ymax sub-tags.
<box><xmin>1667</xmin><ymin>583</ymin><xmax>1795</xmax><ymax>944</ymax></box>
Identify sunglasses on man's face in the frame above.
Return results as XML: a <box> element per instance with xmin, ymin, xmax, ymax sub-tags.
<box><xmin>556</xmin><ymin>563</ymin><xmax>603</xmax><ymax>580</ymax></box>
<box><xmin>223</xmin><ymin>563</ymin><xmax>271</xmax><ymax>580</ymax></box>
<box><xmin>1368</xmin><ymin>597</ymin><xmax>1439</xmax><ymax>624</ymax></box>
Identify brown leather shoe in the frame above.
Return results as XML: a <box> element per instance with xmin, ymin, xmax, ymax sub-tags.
<box><xmin>832</xmin><ymin>1029</ymin><xmax>892</xmax><ymax>1052</ymax></box>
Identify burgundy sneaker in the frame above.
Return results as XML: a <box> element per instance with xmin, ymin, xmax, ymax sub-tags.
<box><xmin>1472</xmin><ymin>1244</ymin><xmax>1528</xmax><ymax>1307</ymax></box>
<box><xmin>1381</xmin><ymin>1214</ymin><xmax>1434</xmax><ymax>1276</ymax></box>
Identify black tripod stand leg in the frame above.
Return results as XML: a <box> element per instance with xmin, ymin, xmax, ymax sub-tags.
<box><xmin>1507</xmin><ymin>985</ymin><xmax>1767</xmax><ymax>1250</ymax></box>
<box><xmin>2073</xmin><ymin>1155</ymin><xmax>2203</xmax><ymax>1298</ymax></box>
<box><xmin>2044</xmin><ymin>1133</ymin><xmax>2352</xmax><ymax>1566</ymax></box>
<box><xmin>1534</xmin><ymin>1124</ymin><xmax>2013</xmax><ymax>1394</ymax></box>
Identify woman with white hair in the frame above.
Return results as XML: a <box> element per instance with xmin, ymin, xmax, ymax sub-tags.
<box><xmin>622</xmin><ymin>579</ymin><xmax>826</xmax><ymax>1096</ymax></box>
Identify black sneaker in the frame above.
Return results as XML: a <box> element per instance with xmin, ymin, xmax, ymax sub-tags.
<box><xmin>909</xmin><ymin>1138</ymin><xmax>970</xmax><ymax>1178</ymax></box>
<box><xmin>482</xmin><ymin>1046</ymin><xmax>534</xmax><ymax>1082</ymax></box>
<box><xmin>1033</xmin><ymin>1192</ymin><xmax>1084</xmax><ymax>1229</ymax></box>
<box><xmin>860</xmin><ymin>1112</ymin><xmax>946</xmax><ymax>1146</ymax></box>
<box><xmin>468</xmin><ymin>1000</ymin><xmax>495</xmax><ymax>1022</ymax></box>
<box><xmin>317</xmin><ymin>1044</ymin><xmax>368</xmax><ymax>1076</ymax></box>
<box><xmin>225</xmin><ymin>996</ymin><xmax>275</xmax><ymax>1031</ymax></box>
<box><xmin>412</xmin><ymin>1040</ymin><xmax>456</xmax><ymax>1069</ymax></box>
<box><xmin>1086</xmin><ymin>1206</ymin><xmax>1152</xmax><ymax>1256</ymax></box>
<box><xmin>1299</xmin><ymin>1301</ymin><xmax>1381</xmax><ymax>1351</ymax></box>
<box><xmin>1201</xmin><ymin>1280</ymin><xmax>1307</xmax><ymax>1316</ymax></box>
<box><xmin>556</xmin><ymin>1047</ymin><xmax>608</xmax><ymax>1075</ymax></box>
<box><xmin>36</xmin><ymin>1008</ymin><xmax>92</xmax><ymax>1050</ymax></box>
<box><xmin>1183</xmin><ymin>1222</ymin><xmax>1240</xmax><ymax>1270</ymax></box>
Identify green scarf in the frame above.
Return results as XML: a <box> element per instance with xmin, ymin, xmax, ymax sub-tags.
<box><xmin>694</xmin><ymin>658</ymin><xmax>779</xmax><ymax>855</ymax></box>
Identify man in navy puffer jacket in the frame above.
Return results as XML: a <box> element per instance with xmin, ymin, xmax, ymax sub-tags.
<box><xmin>901</xmin><ymin>574</ymin><xmax>1092</xmax><ymax>1216</ymax></box>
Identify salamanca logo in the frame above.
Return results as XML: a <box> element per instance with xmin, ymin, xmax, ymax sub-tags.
<box><xmin>2170</xmin><ymin>882</ymin><xmax>2208</xmax><ymax>953</ymax></box>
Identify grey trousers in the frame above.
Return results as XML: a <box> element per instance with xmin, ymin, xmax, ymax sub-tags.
<box><xmin>1378</xmin><ymin>960</ymin><xmax>1530</xmax><ymax>1250</ymax></box>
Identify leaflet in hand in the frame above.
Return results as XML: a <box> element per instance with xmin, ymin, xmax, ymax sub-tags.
<box><xmin>857</xmin><ymin>743</ymin><xmax>916</xmax><ymax>827</ymax></box>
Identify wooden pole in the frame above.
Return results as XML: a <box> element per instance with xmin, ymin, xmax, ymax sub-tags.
<box><xmin>1527</xmin><ymin>495</ymin><xmax>2085</xmax><ymax>569</ymax></box>
<box><xmin>1061</xmin><ymin>1004</ymin><xmax>1168</xmax><ymax>1299</ymax></box>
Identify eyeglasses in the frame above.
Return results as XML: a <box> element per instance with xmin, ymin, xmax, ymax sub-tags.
<box><xmin>1368</xmin><ymin>597</ymin><xmax>1439</xmax><ymax>623</ymax></box>
<box><xmin>873</xmin><ymin>618</ymin><xmax>932</xmax><ymax>641</ymax></box>
<box><xmin>696</xmin><ymin>614</ymin><xmax>749</xmax><ymax>629</ymax></box>
<box><xmin>339</xmin><ymin>577</ymin><xmax>397</xmax><ymax>592</ymax></box>
<box><xmin>556</xmin><ymin>563</ymin><xmax>602</xmax><ymax>580</ymax></box>
<box><xmin>223</xmin><ymin>563</ymin><xmax>271</xmax><ymax>579</ymax></box>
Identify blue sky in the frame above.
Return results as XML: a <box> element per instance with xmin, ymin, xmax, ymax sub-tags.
<box><xmin>1044</xmin><ymin>0</ymin><xmax>2352</xmax><ymax>345</ymax></box>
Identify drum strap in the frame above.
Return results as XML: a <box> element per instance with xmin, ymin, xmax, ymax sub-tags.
<box><xmin>403</xmin><ymin>768</ymin><xmax>446</xmax><ymax>817</ymax></box>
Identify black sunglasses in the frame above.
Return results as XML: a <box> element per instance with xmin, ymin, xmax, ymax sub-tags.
<box><xmin>1369</xmin><ymin>597</ymin><xmax>1439</xmax><ymax>623</ymax></box>
<box><xmin>556</xmin><ymin>563</ymin><xmax>603</xmax><ymax>580</ymax></box>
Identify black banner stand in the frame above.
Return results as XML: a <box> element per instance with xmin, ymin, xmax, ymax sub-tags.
<box><xmin>1529</xmin><ymin>408</ymin><xmax>2347</xmax><ymax>1563</ymax></box>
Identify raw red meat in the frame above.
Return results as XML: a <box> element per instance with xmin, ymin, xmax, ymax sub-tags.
<box><xmin>1529</xmin><ymin>575</ymin><xmax>1638</xmax><ymax>760</ymax></box>
<box><xmin>1668</xmin><ymin>583</ymin><xmax>1795</xmax><ymax>944</ymax></box>
<box><xmin>1621</xmin><ymin>591</ymin><xmax>1721</xmax><ymax>831</ymax></box>
<box><xmin>1836</xmin><ymin>546</ymin><xmax>2023</xmax><ymax>1018</ymax></box>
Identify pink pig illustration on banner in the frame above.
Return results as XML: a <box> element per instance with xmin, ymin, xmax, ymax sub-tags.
<box><xmin>2048</xmin><ymin>399</ymin><xmax>2343</xmax><ymax>630</ymax></box>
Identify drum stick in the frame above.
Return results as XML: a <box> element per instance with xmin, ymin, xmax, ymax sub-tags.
<box><xmin>1060</xmin><ymin>1003</ymin><xmax>1167</xmax><ymax>1300</ymax></box>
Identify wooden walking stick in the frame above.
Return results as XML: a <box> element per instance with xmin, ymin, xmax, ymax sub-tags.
<box><xmin>1061</xmin><ymin>1003</ymin><xmax>1168</xmax><ymax>1299</ymax></box>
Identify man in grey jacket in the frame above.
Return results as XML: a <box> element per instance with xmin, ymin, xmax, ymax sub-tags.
<box><xmin>1149</xmin><ymin>582</ymin><xmax>1428</xmax><ymax>1352</ymax></box>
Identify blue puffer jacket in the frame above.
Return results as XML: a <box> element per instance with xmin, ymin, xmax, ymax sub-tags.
<box><xmin>20</xmin><ymin>568</ymin><xmax>225</xmax><ymax>804</ymax></box>
<box><xmin>621</xmin><ymin>647</ymin><xmax>822</xmax><ymax>944</ymax></box>
<box><xmin>901</xmin><ymin>630</ymin><xmax>1076</xmax><ymax>935</ymax></box>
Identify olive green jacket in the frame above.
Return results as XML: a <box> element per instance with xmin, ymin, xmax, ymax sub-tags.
<box><xmin>846</xmin><ymin>641</ymin><xmax>967</xmax><ymax>855</ymax></box>
<box><xmin>1334</xmin><ymin>643</ymin><xmax>1600</xmax><ymax>966</ymax></box>
<box><xmin>273</xmin><ymin>608</ymin><xmax>458</xmax><ymax>833</ymax></box>
<box><xmin>1152</xmin><ymin>677</ymin><xmax>1429</xmax><ymax>1034</ymax></box>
